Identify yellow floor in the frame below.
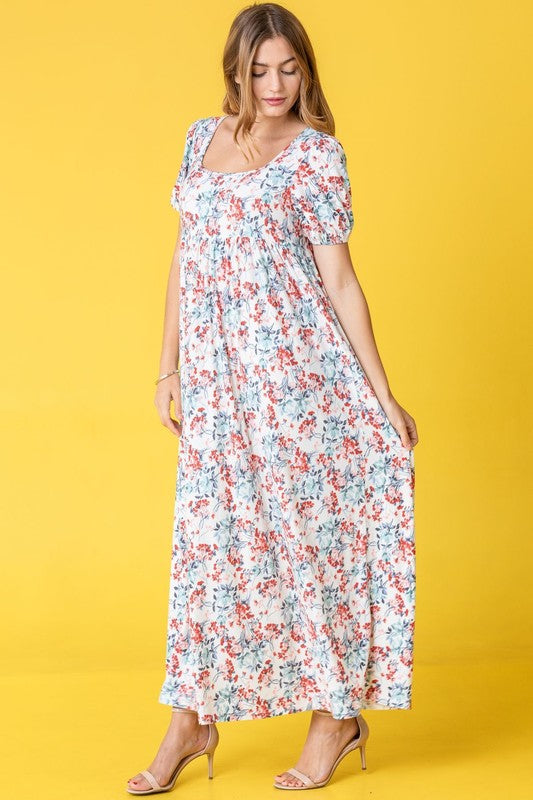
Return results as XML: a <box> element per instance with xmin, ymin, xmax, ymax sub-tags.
<box><xmin>2</xmin><ymin>657</ymin><xmax>532</xmax><ymax>800</ymax></box>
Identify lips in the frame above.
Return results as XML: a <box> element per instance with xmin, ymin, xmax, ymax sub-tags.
<box><xmin>265</xmin><ymin>98</ymin><xmax>285</xmax><ymax>104</ymax></box>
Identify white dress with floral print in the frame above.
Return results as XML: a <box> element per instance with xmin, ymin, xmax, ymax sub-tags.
<box><xmin>158</xmin><ymin>114</ymin><xmax>416</xmax><ymax>723</ymax></box>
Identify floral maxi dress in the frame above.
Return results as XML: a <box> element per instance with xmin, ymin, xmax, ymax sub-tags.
<box><xmin>158</xmin><ymin>114</ymin><xmax>416</xmax><ymax>724</ymax></box>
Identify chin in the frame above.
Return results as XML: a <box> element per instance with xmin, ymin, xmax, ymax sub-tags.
<box><xmin>260</xmin><ymin>103</ymin><xmax>290</xmax><ymax>115</ymax></box>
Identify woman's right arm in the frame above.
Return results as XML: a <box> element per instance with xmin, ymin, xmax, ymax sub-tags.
<box><xmin>154</xmin><ymin>219</ymin><xmax>183</xmax><ymax>437</ymax></box>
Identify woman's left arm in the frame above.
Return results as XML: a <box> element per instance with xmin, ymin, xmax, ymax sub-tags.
<box><xmin>313</xmin><ymin>242</ymin><xmax>418</xmax><ymax>450</ymax></box>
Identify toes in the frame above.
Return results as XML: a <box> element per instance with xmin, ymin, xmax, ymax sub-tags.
<box><xmin>275</xmin><ymin>771</ymin><xmax>303</xmax><ymax>787</ymax></box>
<box><xmin>128</xmin><ymin>775</ymin><xmax>148</xmax><ymax>790</ymax></box>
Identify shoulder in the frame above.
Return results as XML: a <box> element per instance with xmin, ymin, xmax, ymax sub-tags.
<box><xmin>305</xmin><ymin>130</ymin><xmax>348</xmax><ymax>163</ymax></box>
<box><xmin>178</xmin><ymin>116</ymin><xmax>216</xmax><ymax>163</ymax></box>
<box><xmin>182</xmin><ymin>116</ymin><xmax>212</xmax><ymax>140</ymax></box>
<box><xmin>296</xmin><ymin>130</ymin><xmax>350</xmax><ymax>181</ymax></box>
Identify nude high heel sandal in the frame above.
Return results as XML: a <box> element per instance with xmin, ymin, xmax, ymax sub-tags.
<box><xmin>126</xmin><ymin>708</ymin><xmax>219</xmax><ymax>795</ymax></box>
<box><xmin>273</xmin><ymin>709</ymin><xmax>369</xmax><ymax>790</ymax></box>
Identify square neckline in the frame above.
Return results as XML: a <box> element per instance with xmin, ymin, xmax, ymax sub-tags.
<box><xmin>199</xmin><ymin>115</ymin><xmax>314</xmax><ymax>177</ymax></box>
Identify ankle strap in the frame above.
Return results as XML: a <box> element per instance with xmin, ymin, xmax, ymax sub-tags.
<box><xmin>314</xmin><ymin>709</ymin><xmax>362</xmax><ymax>718</ymax></box>
<box><xmin>172</xmin><ymin>706</ymin><xmax>198</xmax><ymax>714</ymax></box>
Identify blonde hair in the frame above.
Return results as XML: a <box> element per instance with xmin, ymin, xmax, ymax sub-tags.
<box><xmin>220</xmin><ymin>2</ymin><xmax>336</xmax><ymax>163</ymax></box>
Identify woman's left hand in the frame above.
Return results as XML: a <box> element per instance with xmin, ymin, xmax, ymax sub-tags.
<box><xmin>380</xmin><ymin>395</ymin><xmax>418</xmax><ymax>450</ymax></box>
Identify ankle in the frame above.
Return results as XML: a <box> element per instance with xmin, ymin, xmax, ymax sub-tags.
<box><xmin>170</xmin><ymin>710</ymin><xmax>202</xmax><ymax>730</ymax></box>
<box><xmin>314</xmin><ymin>710</ymin><xmax>358</xmax><ymax>725</ymax></box>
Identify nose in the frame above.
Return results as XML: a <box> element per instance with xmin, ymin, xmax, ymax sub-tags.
<box><xmin>267</xmin><ymin>73</ymin><xmax>283</xmax><ymax>92</ymax></box>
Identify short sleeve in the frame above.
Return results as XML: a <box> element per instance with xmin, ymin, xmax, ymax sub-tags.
<box><xmin>170</xmin><ymin>119</ymin><xmax>199</xmax><ymax>213</ymax></box>
<box><xmin>296</xmin><ymin>136</ymin><xmax>355</xmax><ymax>245</ymax></box>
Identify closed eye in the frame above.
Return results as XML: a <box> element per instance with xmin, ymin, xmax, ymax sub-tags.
<box><xmin>252</xmin><ymin>70</ymin><xmax>297</xmax><ymax>77</ymax></box>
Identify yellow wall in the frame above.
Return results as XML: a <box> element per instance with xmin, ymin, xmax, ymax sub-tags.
<box><xmin>2</xmin><ymin>0</ymin><xmax>532</xmax><ymax>681</ymax></box>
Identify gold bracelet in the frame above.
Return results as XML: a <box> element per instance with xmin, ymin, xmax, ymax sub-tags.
<box><xmin>155</xmin><ymin>368</ymin><xmax>180</xmax><ymax>385</ymax></box>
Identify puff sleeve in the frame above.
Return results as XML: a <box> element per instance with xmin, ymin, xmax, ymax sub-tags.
<box><xmin>295</xmin><ymin>136</ymin><xmax>355</xmax><ymax>245</ymax></box>
<box><xmin>170</xmin><ymin>119</ymin><xmax>199</xmax><ymax>213</ymax></box>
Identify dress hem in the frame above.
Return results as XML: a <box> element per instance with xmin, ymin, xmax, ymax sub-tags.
<box><xmin>158</xmin><ymin>692</ymin><xmax>412</xmax><ymax>724</ymax></box>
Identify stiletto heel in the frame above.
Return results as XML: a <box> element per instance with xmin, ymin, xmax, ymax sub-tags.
<box><xmin>274</xmin><ymin>709</ymin><xmax>370</xmax><ymax>790</ymax></box>
<box><xmin>126</xmin><ymin>708</ymin><xmax>219</xmax><ymax>795</ymax></box>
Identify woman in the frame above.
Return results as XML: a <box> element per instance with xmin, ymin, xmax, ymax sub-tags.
<box><xmin>127</xmin><ymin>2</ymin><xmax>417</xmax><ymax>793</ymax></box>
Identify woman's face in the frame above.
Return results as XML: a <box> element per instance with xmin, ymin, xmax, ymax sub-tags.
<box><xmin>238</xmin><ymin>36</ymin><xmax>302</xmax><ymax>121</ymax></box>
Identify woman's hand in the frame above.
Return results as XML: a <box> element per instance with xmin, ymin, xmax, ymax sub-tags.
<box><xmin>380</xmin><ymin>395</ymin><xmax>418</xmax><ymax>450</ymax></box>
<box><xmin>154</xmin><ymin>374</ymin><xmax>183</xmax><ymax>437</ymax></box>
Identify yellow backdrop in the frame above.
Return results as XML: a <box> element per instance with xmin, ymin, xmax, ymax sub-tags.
<box><xmin>2</xmin><ymin>1</ymin><xmax>532</xmax><ymax>798</ymax></box>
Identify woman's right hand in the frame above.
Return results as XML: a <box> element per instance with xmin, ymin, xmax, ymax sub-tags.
<box><xmin>154</xmin><ymin>373</ymin><xmax>183</xmax><ymax>437</ymax></box>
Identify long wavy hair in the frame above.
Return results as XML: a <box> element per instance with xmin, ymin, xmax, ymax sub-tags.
<box><xmin>220</xmin><ymin>2</ymin><xmax>336</xmax><ymax>163</ymax></box>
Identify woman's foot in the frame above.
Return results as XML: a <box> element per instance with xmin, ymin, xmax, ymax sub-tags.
<box><xmin>127</xmin><ymin>710</ymin><xmax>210</xmax><ymax>792</ymax></box>
<box><xmin>274</xmin><ymin>710</ymin><xmax>360</xmax><ymax>788</ymax></box>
